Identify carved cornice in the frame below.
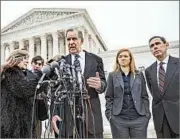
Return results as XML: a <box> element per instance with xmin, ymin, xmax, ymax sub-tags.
<box><xmin>1</xmin><ymin>13</ymin><xmax>84</xmax><ymax>36</ymax></box>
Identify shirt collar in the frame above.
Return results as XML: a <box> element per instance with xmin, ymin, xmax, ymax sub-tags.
<box><xmin>72</xmin><ymin>51</ymin><xmax>85</xmax><ymax>59</ymax></box>
<box><xmin>157</xmin><ymin>54</ymin><xmax>169</xmax><ymax>65</ymax></box>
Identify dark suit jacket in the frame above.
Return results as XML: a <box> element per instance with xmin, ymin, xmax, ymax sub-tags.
<box><xmin>54</xmin><ymin>50</ymin><xmax>107</xmax><ymax>136</ymax></box>
<box><xmin>145</xmin><ymin>56</ymin><xmax>179</xmax><ymax>134</ymax></box>
<box><xmin>105</xmin><ymin>70</ymin><xmax>151</xmax><ymax>121</ymax></box>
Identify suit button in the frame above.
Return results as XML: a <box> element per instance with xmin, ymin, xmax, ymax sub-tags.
<box><xmin>134</xmin><ymin>101</ymin><xmax>136</xmax><ymax>103</ymax></box>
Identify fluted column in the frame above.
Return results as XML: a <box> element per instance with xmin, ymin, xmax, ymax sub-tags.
<box><xmin>35</xmin><ymin>38</ymin><xmax>41</xmax><ymax>56</ymax></box>
<box><xmin>59</xmin><ymin>36</ymin><xmax>65</xmax><ymax>55</ymax></box>
<box><xmin>29</xmin><ymin>37</ymin><xmax>35</xmax><ymax>61</ymax></box>
<box><xmin>52</xmin><ymin>32</ymin><xmax>59</xmax><ymax>56</ymax></box>
<box><xmin>5</xmin><ymin>44</ymin><xmax>10</xmax><ymax>61</ymax></box>
<box><xmin>83</xmin><ymin>29</ymin><xmax>90</xmax><ymax>52</ymax></box>
<box><xmin>47</xmin><ymin>35</ymin><xmax>53</xmax><ymax>60</ymax></box>
<box><xmin>93</xmin><ymin>40</ymin><xmax>97</xmax><ymax>54</ymax></box>
<box><xmin>9</xmin><ymin>41</ymin><xmax>14</xmax><ymax>53</ymax></box>
<box><xmin>41</xmin><ymin>34</ymin><xmax>47</xmax><ymax>62</ymax></box>
<box><xmin>90</xmin><ymin>37</ymin><xmax>94</xmax><ymax>53</ymax></box>
<box><xmin>1</xmin><ymin>44</ymin><xmax>5</xmax><ymax>64</ymax></box>
<box><xmin>64</xmin><ymin>30</ymin><xmax>69</xmax><ymax>55</ymax></box>
<box><xmin>88</xmin><ymin>35</ymin><xmax>93</xmax><ymax>52</ymax></box>
<box><xmin>19</xmin><ymin>39</ymin><xmax>24</xmax><ymax>49</ymax></box>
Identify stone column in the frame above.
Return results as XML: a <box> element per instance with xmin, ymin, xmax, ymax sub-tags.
<box><xmin>83</xmin><ymin>29</ymin><xmax>90</xmax><ymax>52</ymax></box>
<box><xmin>64</xmin><ymin>30</ymin><xmax>69</xmax><ymax>55</ymax></box>
<box><xmin>19</xmin><ymin>39</ymin><xmax>24</xmax><ymax>49</ymax></box>
<box><xmin>29</xmin><ymin>37</ymin><xmax>35</xmax><ymax>62</ymax></box>
<box><xmin>1</xmin><ymin>44</ymin><xmax>5</xmax><ymax>64</ymax></box>
<box><xmin>35</xmin><ymin>38</ymin><xmax>41</xmax><ymax>56</ymax></box>
<box><xmin>47</xmin><ymin>35</ymin><xmax>53</xmax><ymax>60</ymax></box>
<box><xmin>41</xmin><ymin>34</ymin><xmax>47</xmax><ymax>62</ymax></box>
<box><xmin>9</xmin><ymin>41</ymin><xmax>14</xmax><ymax>53</ymax></box>
<box><xmin>93</xmin><ymin>40</ymin><xmax>97</xmax><ymax>54</ymax></box>
<box><xmin>59</xmin><ymin>37</ymin><xmax>65</xmax><ymax>55</ymax></box>
<box><xmin>52</xmin><ymin>32</ymin><xmax>59</xmax><ymax>56</ymax></box>
<box><xmin>88</xmin><ymin>35</ymin><xmax>93</xmax><ymax>52</ymax></box>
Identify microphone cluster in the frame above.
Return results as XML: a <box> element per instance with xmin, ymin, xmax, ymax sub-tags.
<box><xmin>35</xmin><ymin>55</ymin><xmax>91</xmax><ymax>138</ymax></box>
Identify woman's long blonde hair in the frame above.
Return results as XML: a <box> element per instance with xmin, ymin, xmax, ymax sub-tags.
<box><xmin>113</xmin><ymin>48</ymin><xmax>137</xmax><ymax>75</ymax></box>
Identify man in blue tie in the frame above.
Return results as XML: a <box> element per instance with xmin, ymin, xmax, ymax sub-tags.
<box><xmin>145</xmin><ymin>36</ymin><xmax>179</xmax><ymax>138</ymax></box>
<box><xmin>52</xmin><ymin>28</ymin><xmax>107</xmax><ymax>138</ymax></box>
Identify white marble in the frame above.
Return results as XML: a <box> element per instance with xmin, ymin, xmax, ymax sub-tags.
<box><xmin>1</xmin><ymin>8</ymin><xmax>107</xmax><ymax>64</ymax></box>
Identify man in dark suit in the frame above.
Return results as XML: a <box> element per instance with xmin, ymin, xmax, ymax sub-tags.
<box><xmin>145</xmin><ymin>36</ymin><xmax>179</xmax><ymax>138</ymax></box>
<box><xmin>52</xmin><ymin>28</ymin><xmax>107</xmax><ymax>138</ymax></box>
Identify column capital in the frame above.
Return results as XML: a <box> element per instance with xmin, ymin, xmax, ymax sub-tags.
<box><xmin>47</xmin><ymin>35</ymin><xmax>53</xmax><ymax>43</ymax></box>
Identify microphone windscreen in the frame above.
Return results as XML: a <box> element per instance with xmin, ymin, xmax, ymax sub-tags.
<box><xmin>51</xmin><ymin>61</ymin><xmax>59</xmax><ymax>70</ymax></box>
<box><xmin>42</xmin><ymin>64</ymin><xmax>51</xmax><ymax>76</ymax></box>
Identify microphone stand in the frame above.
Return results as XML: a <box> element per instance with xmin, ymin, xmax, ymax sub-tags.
<box><xmin>74</xmin><ymin>66</ymin><xmax>89</xmax><ymax>138</ymax></box>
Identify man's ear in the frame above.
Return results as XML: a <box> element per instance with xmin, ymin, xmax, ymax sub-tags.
<box><xmin>166</xmin><ymin>42</ymin><xmax>169</xmax><ymax>49</ymax></box>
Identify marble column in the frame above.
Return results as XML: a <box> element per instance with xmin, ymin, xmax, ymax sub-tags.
<box><xmin>52</xmin><ymin>32</ymin><xmax>59</xmax><ymax>56</ymax></box>
<box><xmin>64</xmin><ymin>30</ymin><xmax>69</xmax><ymax>55</ymax></box>
<box><xmin>88</xmin><ymin>35</ymin><xmax>93</xmax><ymax>52</ymax></box>
<box><xmin>35</xmin><ymin>38</ymin><xmax>41</xmax><ymax>56</ymax></box>
<box><xmin>19</xmin><ymin>39</ymin><xmax>24</xmax><ymax>49</ymax></box>
<box><xmin>29</xmin><ymin>37</ymin><xmax>35</xmax><ymax>61</ymax></box>
<box><xmin>9</xmin><ymin>41</ymin><xmax>14</xmax><ymax>53</ymax></box>
<box><xmin>5</xmin><ymin>44</ymin><xmax>10</xmax><ymax>61</ymax></box>
<box><xmin>1</xmin><ymin>44</ymin><xmax>5</xmax><ymax>64</ymax></box>
<box><xmin>59</xmin><ymin>36</ymin><xmax>65</xmax><ymax>55</ymax></box>
<box><xmin>47</xmin><ymin>35</ymin><xmax>53</xmax><ymax>60</ymax></box>
<box><xmin>93</xmin><ymin>40</ymin><xmax>97</xmax><ymax>54</ymax></box>
<box><xmin>83</xmin><ymin>29</ymin><xmax>90</xmax><ymax>52</ymax></box>
<box><xmin>41</xmin><ymin>34</ymin><xmax>47</xmax><ymax>62</ymax></box>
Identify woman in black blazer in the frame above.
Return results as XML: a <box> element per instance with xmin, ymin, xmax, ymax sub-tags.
<box><xmin>105</xmin><ymin>48</ymin><xmax>151</xmax><ymax>138</ymax></box>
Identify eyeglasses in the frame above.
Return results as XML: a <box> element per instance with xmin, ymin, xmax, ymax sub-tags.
<box><xmin>67</xmin><ymin>37</ymin><xmax>78</xmax><ymax>41</ymax></box>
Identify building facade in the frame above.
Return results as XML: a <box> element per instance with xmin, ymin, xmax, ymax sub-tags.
<box><xmin>1</xmin><ymin>8</ymin><xmax>108</xmax><ymax>64</ymax></box>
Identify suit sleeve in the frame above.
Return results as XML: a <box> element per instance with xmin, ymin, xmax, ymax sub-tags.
<box><xmin>105</xmin><ymin>72</ymin><xmax>114</xmax><ymax>121</ymax></box>
<box><xmin>140</xmin><ymin>72</ymin><xmax>151</xmax><ymax>118</ymax></box>
<box><xmin>96</xmin><ymin>57</ymin><xmax>107</xmax><ymax>93</ymax></box>
<box><xmin>145</xmin><ymin>69</ymin><xmax>152</xmax><ymax>93</ymax></box>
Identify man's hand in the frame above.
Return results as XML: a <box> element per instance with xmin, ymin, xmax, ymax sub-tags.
<box><xmin>52</xmin><ymin>115</ymin><xmax>62</xmax><ymax>134</ymax></box>
<box><xmin>87</xmin><ymin>72</ymin><xmax>101</xmax><ymax>90</ymax></box>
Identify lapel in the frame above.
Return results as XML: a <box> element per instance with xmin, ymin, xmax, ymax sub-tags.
<box><xmin>163</xmin><ymin>56</ymin><xmax>178</xmax><ymax>92</ymax></box>
<box><xmin>150</xmin><ymin>62</ymin><xmax>159</xmax><ymax>91</ymax></box>
<box><xmin>130</xmin><ymin>72</ymin><xmax>135</xmax><ymax>89</ymax></box>
<box><xmin>116</xmin><ymin>70</ymin><xmax>124</xmax><ymax>90</ymax></box>
<box><xmin>83</xmin><ymin>50</ymin><xmax>93</xmax><ymax>79</ymax></box>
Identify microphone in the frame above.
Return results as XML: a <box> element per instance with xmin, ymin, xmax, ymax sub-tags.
<box><xmin>71</xmin><ymin>65</ymin><xmax>76</xmax><ymax>81</ymax></box>
<box><xmin>76</xmin><ymin>67</ymin><xmax>82</xmax><ymax>85</ymax></box>
<box><xmin>65</xmin><ymin>64</ymin><xmax>72</xmax><ymax>76</ymax></box>
<box><xmin>36</xmin><ymin>73</ymin><xmax>46</xmax><ymax>89</ymax></box>
<box><xmin>51</xmin><ymin>61</ymin><xmax>61</xmax><ymax>80</ymax></box>
<box><xmin>59</xmin><ymin>57</ymin><xmax>66</xmax><ymax>71</ymax></box>
<box><xmin>42</xmin><ymin>64</ymin><xmax>51</xmax><ymax>76</ymax></box>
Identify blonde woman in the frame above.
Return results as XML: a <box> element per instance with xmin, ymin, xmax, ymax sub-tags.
<box><xmin>105</xmin><ymin>48</ymin><xmax>151</xmax><ymax>138</ymax></box>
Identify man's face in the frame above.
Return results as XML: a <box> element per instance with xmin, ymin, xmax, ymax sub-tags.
<box><xmin>149</xmin><ymin>38</ymin><xmax>168</xmax><ymax>59</ymax></box>
<box><xmin>31</xmin><ymin>60</ymin><xmax>43</xmax><ymax>71</ymax></box>
<box><xmin>66</xmin><ymin>30</ymin><xmax>83</xmax><ymax>54</ymax></box>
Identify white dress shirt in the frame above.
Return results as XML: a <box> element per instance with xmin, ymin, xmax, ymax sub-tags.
<box><xmin>71</xmin><ymin>51</ymin><xmax>85</xmax><ymax>74</ymax></box>
<box><xmin>157</xmin><ymin>55</ymin><xmax>169</xmax><ymax>85</ymax></box>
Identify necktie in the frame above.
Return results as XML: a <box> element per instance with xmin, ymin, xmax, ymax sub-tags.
<box><xmin>74</xmin><ymin>54</ymin><xmax>80</xmax><ymax>67</ymax></box>
<box><xmin>158</xmin><ymin>62</ymin><xmax>165</xmax><ymax>94</ymax></box>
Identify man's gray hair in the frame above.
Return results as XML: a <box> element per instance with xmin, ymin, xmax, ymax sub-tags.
<box><xmin>66</xmin><ymin>28</ymin><xmax>84</xmax><ymax>42</ymax></box>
